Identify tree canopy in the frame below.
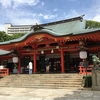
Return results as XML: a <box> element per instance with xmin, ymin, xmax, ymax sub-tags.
<box><xmin>11</xmin><ymin>33</ymin><xmax>25</xmax><ymax>40</ymax></box>
<box><xmin>86</xmin><ymin>20</ymin><xmax>100</xmax><ymax>29</ymax></box>
<box><xmin>0</xmin><ymin>31</ymin><xmax>24</xmax><ymax>42</ymax></box>
<box><xmin>0</xmin><ymin>31</ymin><xmax>11</xmax><ymax>42</ymax></box>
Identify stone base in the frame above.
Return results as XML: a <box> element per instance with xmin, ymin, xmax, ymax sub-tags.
<box><xmin>92</xmin><ymin>70</ymin><xmax>100</xmax><ymax>91</ymax></box>
<box><xmin>92</xmin><ymin>86</ymin><xmax>100</xmax><ymax>91</ymax></box>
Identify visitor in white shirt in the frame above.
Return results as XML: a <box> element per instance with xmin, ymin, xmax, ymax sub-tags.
<box><xmin>28</xmin><ymin>60</ymin><xmax>33</xmax><ymax>74</ymax></box>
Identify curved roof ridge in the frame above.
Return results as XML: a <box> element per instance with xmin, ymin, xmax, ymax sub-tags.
<box><xmin>0</xmin><ymin>29</ymin><xmax>72</xmax><ymax>45</ymax></box>
<box><xmin>0</xmin><ymin>27</ymin><xmax>100</xmax><ymax>45</ymax></box>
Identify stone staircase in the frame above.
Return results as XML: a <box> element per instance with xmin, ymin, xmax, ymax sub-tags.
<box><xmin>0</xmin><ymin>74</ymin><xmax>83</xmax><ymax>89</ymax></box>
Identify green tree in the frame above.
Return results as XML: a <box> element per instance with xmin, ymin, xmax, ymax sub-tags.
<box><xmin>0</xmin><ymin>31</ymin><xmax>11</xmax><ymax>42</ymax></box>
<box><xmin>86</xmin><ymin>20</ymin><xmax>100</xmax><ymax>29</ymax></box>
<box><xmin>0</xmin><ymin>31</ymin><xmax>25</xmax><ymax>42</ymax></box>
<box><xmin>11</xmin><ymin>33</ymin><xmax>25</xmax><ymax>39</ymax></box>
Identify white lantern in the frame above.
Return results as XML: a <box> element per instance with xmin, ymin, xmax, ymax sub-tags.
<box><xmin>51</xmin><ymin>49</ymin><xmax>54</xmax><ymax>53</ymax></box>
<box><xmin>79</xmin><ymin>51</ymin><xmax>87</xmax><ymax>59</ymax></box>
<box><xmin>41</xmin><ymin>50</ymin><xmax>44</xmax><ymax>54</ymax></box>
<box><xmin>12</xmin><ymin>57</ymin><xmax>18</xmax><ymax>63</ymax></box>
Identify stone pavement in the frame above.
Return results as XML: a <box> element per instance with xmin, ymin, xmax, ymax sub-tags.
<box><xmin>0</xmin><ymin>87</ymin><xmax>100</xmax><ymax>100</ymax></box>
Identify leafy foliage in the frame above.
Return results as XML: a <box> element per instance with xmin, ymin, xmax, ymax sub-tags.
<box><xmin>0</xmin><ymin>31</ymin><xmax>11</xmax><ymax>42</ymax></box>
<box><xmin>86</xmin><ymin>20</ymin><xmax>100</xmax><ymax>29</ymax></box>
<box><xmin>0</xmin><ymin>31</ymin><xmax>25</xmax><ymax>42</ymax></box>
<box><xmin>83</xmin><ymin>75</ymin><xmax>92</xmax><ymax>87</ymax></box>
<box><xmin>10</xmin><ymin>33</ymin><xmax>25</xmax><ymax>40</ymax></box>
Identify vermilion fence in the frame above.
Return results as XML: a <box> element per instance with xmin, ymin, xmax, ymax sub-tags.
<box><xmin>79</xmin><ymin>65</ymin><xmax>92</xmax><ymax>75</ymax></box>
<box><xmin>0</xmin><ymin>68</ymin><xmax>9</xmax><ymax>77</ymax></box>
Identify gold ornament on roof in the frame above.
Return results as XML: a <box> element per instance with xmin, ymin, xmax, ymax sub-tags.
<box><xmin>64</xmin><ymin>37</ymin><xmax>70</xmax><ymax>40</ymax></box>
<box><xmin>15</xmin><ymin>43</ymin><xmax>18</xmax><ymax>46</ymax></box>
<box><xmin>36</xmin><ymin>23</ymin><xmax>39</xmax><ymax>28</ymax></box>
<box><xmin>34</xmin><ymin>34</ymin><xmax>44</xmax><ymax>39</ymax></box>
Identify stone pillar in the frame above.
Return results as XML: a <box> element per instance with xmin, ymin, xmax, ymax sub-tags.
<box><xmin>92</xmin><ymin>70</ymin><xmax>100</xmax><ymax>90</ymax></box>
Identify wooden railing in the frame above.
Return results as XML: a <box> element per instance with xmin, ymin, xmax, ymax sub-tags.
<box><xmin>0</xmin><ymin>68</ymin><xmax>9</xmax><ymax>77</ymax></box>
<box><xmin>79</xmin><ymin>65</ymin><xmax>93</xmax><ymax>75</ymax></box>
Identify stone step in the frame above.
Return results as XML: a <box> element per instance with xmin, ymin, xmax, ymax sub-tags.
<box><xmin>0</xmin><ymin>76</ymin><xmax>83</xmax><ymax>80</ymax></box>
<box><xmin>6</xmin><ymin>81</ymin><xmax>82</xmax><ymax>85</ymax></box>
<box><xmin>0</xmin><ymin>74</ymin><xmax>83</xmax><ymax>89</ymax></box>
<box><xmin>5</xmin><ymin>82</ymin><xmax>82</xmax><ymax>86</ymax></box>
<box><xmin>7</xmin><ymin>85</ymin><xmax>82</xmax><ymax>89</ymax></box>
<box><xmin>4</xmin><ymin>76</ymin><xmax>83</xmax><ymax>78</ymax></box>
<box><xmin>29</xmin><ymin>77</ymin><xmax>81</xmax><ymax>79</ymax></box>
<box><xmin>4</xmin><ymin>80</ymin><xmax>82</xmax><ymax>83</ymax></box>
<box><xmin>7</xmin><ymin>83</ymin><xmax>82</xmax><ymax>87</ymax></box>
<box><xmin>6</xmin><ymin>77</ymin><xmax>82</xmax><ymax>79</ymax></box>
<box><xmin>5</xmin><ymin>74</ymin><xmax>83</xmax><ymax>77</ymax></box>
<box><xmin>1</xmin><ymin>80</ymin><xmax>82</xmax><ymax>84</ymax></box>
<box><xmin>1</xmin><ymin>80</ymin><xmax>82</xmax><ymax>83</ymax></box>
<box><xmin>1</xmin><ymin>77</ymin><xmax>82</xmax><ymax>80</ymax></box>
<box><xmin>7</xmin><ymin>79</ymin><xmax>82</xmax><ymax>82</ymax></box>
<box><xmin>6</xmin><ymin>85</ymin><xmax>82</xmax><ymax>89</ymax></box>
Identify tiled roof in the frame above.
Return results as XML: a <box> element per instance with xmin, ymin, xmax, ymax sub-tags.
<box><xmin>0</xmin><ymin>15</ymin><xmax>100</xmax><ymax>45</ymax></box>
<box><xmin>0</xmin><ymin>49</ymin><xmax>11</xmax><ymax>56</ymax></box>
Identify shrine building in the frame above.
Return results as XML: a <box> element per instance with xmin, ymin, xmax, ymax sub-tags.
<box><xmin>0</xmin><ymin>15</ymin><xmax>100</xmax><ymax>74</ymax></box>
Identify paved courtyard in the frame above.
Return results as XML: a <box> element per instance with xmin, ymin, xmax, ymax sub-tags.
<box><xmin>0</xmin><ymin>87</ymin><xmax>100</xmax><ymax>100</ymax></box>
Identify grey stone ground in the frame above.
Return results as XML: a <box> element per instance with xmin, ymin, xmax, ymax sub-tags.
<box><xmin>0</xmin><ymin>87</ymin><xmax>100</xmax><ymax>100</ymax></box>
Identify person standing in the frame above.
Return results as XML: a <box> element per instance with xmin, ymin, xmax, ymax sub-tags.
<box><xmin>28</xmin><ymin>60</ymin><xmax>33</xmax><ymax>74</ymax></box>
<box><xmin>45</xmin><ymin>58</ymin><xmax>50</xmax><ymax>73</ymax></box>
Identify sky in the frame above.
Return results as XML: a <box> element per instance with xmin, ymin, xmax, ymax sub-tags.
<box><xmin>0</xmin><ymin>0</ymin><xmax>100</xmax><ymax>31</ymax></box>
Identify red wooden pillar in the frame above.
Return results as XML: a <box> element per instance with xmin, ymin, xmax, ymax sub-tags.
<box><xmin>60</xmin><ymin>48</ymin><xmax>65</xmax><ymax>73</ymax></box>
<box><xmin>18</xmin><ymin>57</ymin><xmax>21</xmax><ymax>74</ymax></box>
<box><xmin>33</xmin><ymin>51</ymin><xmax>37</xmax><ymax>73</ymax></box>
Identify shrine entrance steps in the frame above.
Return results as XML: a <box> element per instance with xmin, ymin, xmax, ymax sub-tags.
<box><xmin>0</xmin><ymin>74</ymin><xmax>83</xmax><ymax>89</ymax></box>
